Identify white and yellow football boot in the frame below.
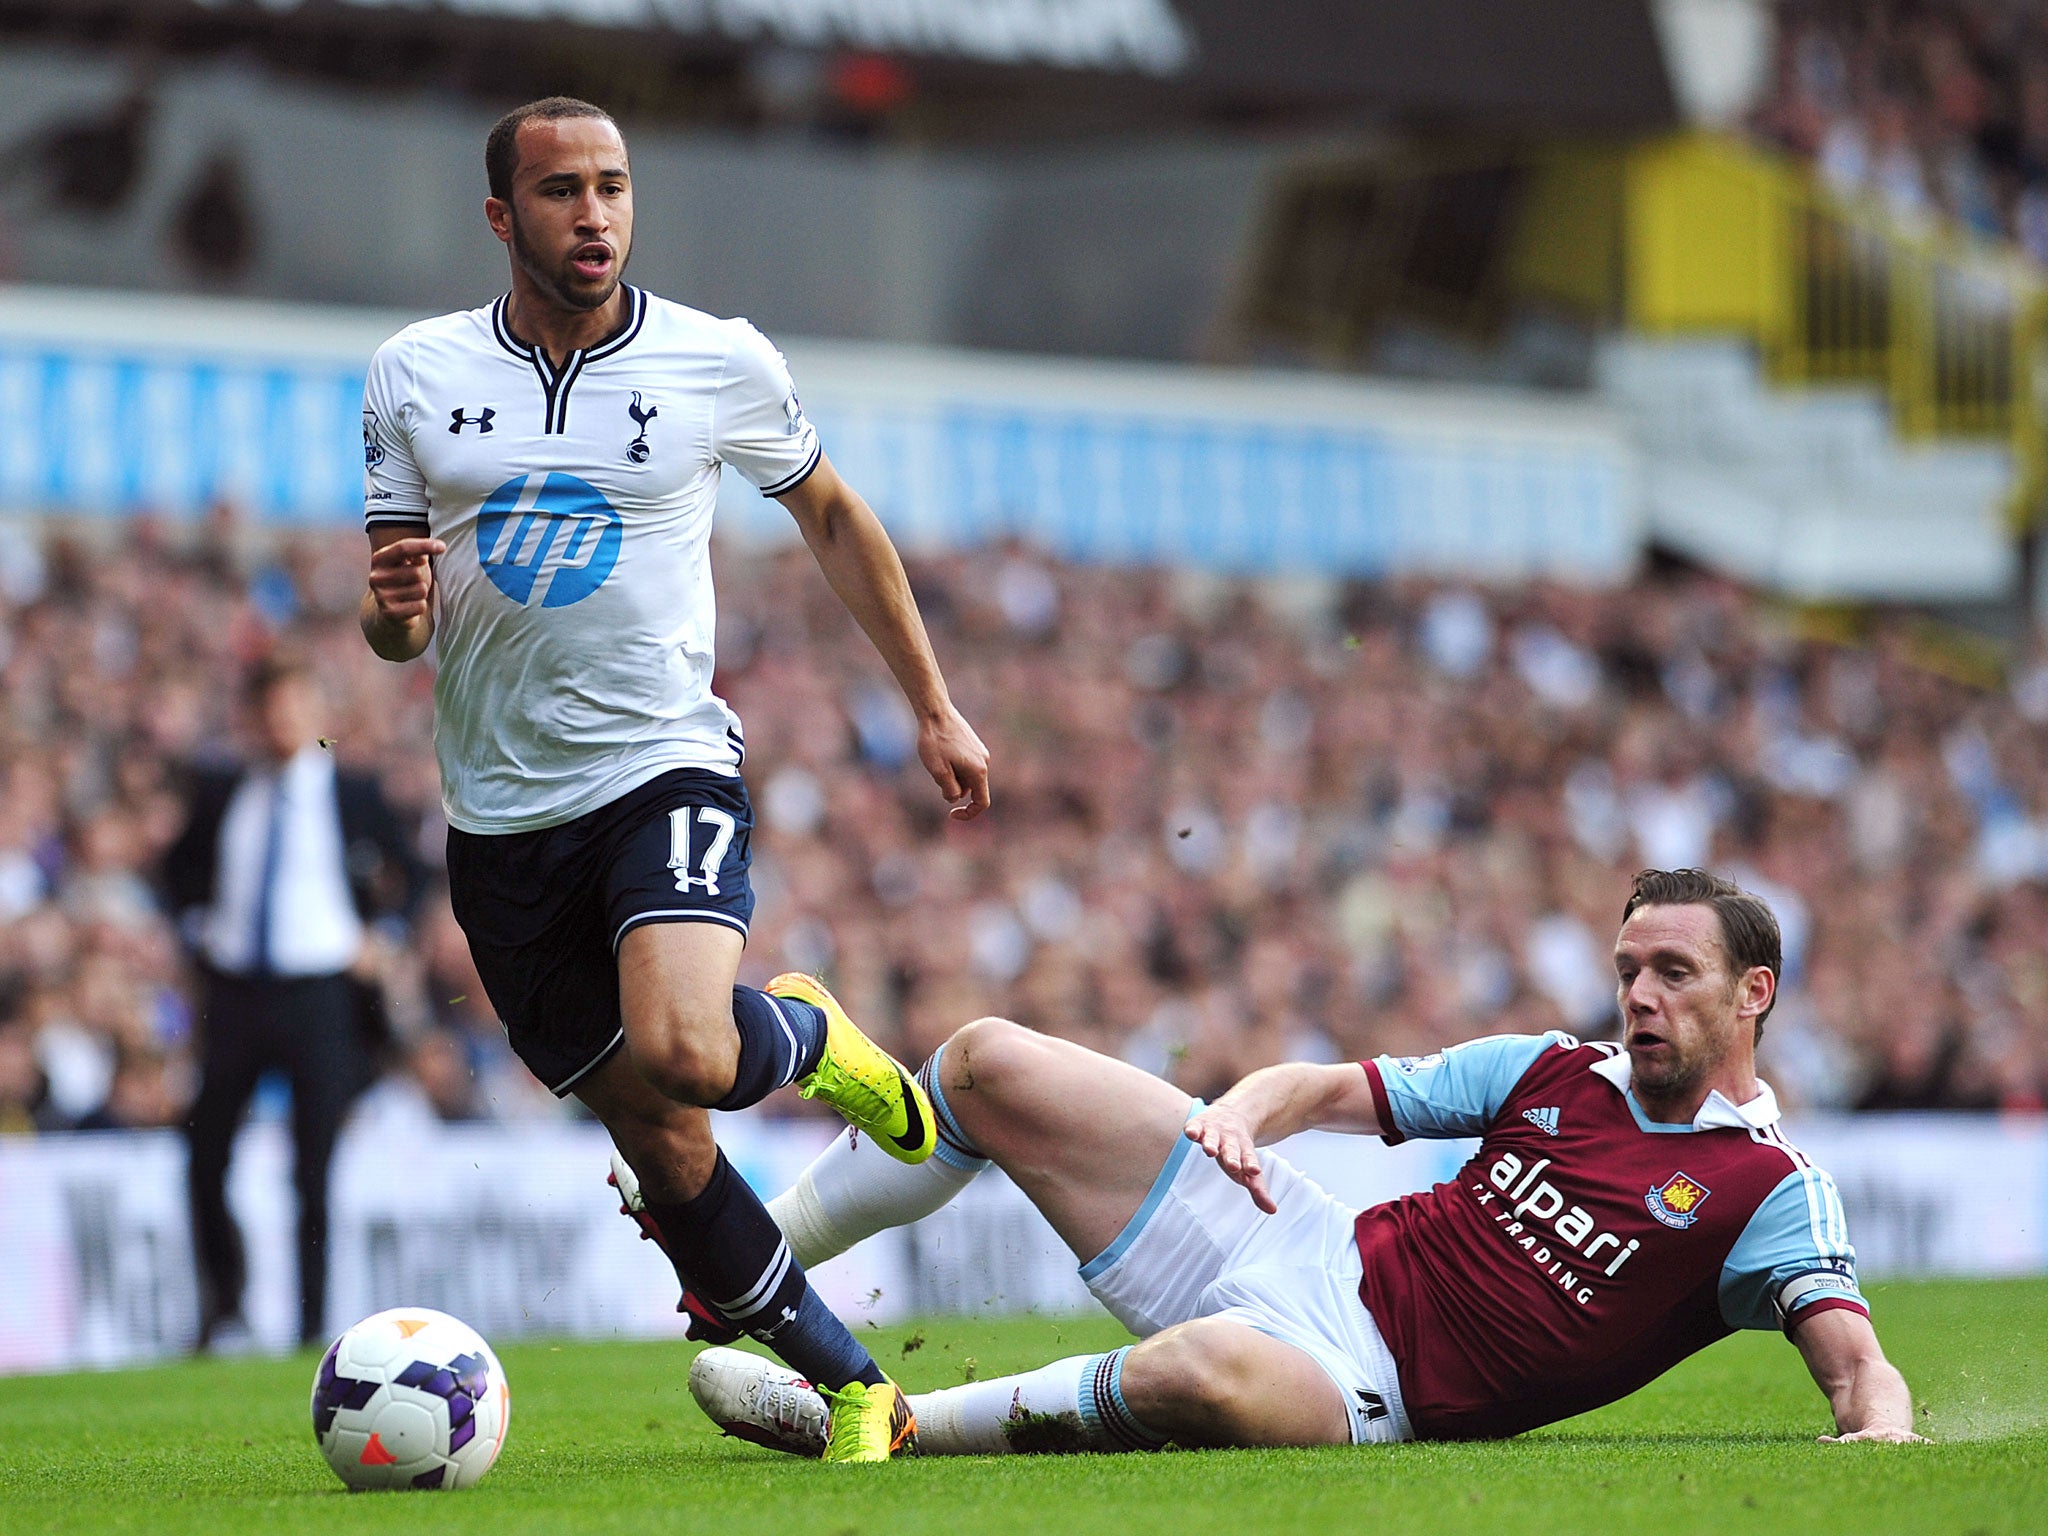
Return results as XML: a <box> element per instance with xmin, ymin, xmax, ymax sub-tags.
<box><xmin>688</xmin><ymin>1347</ymin><xmax>829</xmax><ymax>1457</ymax></box>
<box><xmin>689</xmin><ymin>1346</ymin><xmax>917</xmax><ymax>1463</ymax></box>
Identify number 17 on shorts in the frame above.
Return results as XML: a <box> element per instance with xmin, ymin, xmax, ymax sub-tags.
<box><xmin>668</xmin><ymin>805</ymin><xmax>739</xmax><ymax>896</ymax></box>
<box><xmin>610</xmin><ymin>767</ymin><xmax>757</xmax><ymax>943</ymax></box>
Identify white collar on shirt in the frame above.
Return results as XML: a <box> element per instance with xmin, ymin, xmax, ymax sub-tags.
<box><xmin>1588</xmin><ymin>1050</ymin><xmax>1781</xmax><ymax>1131</ymax></box>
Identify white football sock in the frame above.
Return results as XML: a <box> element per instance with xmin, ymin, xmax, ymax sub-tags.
<box><xmin>908</xmin><ymin>1349</ymin><xmax>1167</xmax><ymax>1455</ymax></box>
<box><xmin>768</xmin><ymin>1126</ymin><xmax>983</xmax><ymax>1267</ymax></box>
<box><xmin>767</xmin><ymin>1045</ymin><xmax>990</xmax><ymax>1269</ymax></box>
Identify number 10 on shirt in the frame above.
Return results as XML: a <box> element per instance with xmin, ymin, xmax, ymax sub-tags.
<box><xmin>668</xmin><ymin>806</ymin><xmax>737</xmax><ymax>896</ymax></box>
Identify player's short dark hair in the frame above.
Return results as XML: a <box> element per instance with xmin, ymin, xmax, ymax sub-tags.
<box><xmin>485</xmin><ymin>97</ymin><xmax>616</xmax><ymax>201</ymax></box>
<box><xmin>1622</xmin><ymin>868</ymin><xmax>1782</xmax><ymax>1038</ymax></box>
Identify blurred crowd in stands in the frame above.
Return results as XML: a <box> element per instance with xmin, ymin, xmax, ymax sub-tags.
<box><xmin>3</xmin><ymin>514</ymin><xmax>2048</xmax><ymax>1143</ymax></box>
<box><xmin>1760</xmin><ymin>0</ymin><xmax>2048</xmax><ymax>264</ymax></box>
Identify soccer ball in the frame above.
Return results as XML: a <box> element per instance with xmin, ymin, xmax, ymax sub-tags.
<box><xmin>310</xmin><ymin>1307</ymin><xmax>510</xmax><ymax>1490</ymax></box>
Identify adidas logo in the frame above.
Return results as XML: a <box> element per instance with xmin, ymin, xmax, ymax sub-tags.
<box><xmin>1523</xmin><ymin>1106</ymin><xmax>1561</xmax><ymax>1136</ymax></box>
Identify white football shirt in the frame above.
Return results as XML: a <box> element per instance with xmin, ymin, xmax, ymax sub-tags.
<box><xmin>362</xmin><ymin>286</ymin><xmax>820</xmax><ymax>834</ymax></box>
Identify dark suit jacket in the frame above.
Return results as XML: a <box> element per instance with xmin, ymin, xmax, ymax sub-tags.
<box><xmin>161</xmin><ymin>760</ymin><xmax>429</xmax><ymax>940</ymax></box>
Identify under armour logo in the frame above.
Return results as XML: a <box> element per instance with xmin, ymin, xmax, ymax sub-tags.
<box><xmin>450</xmin><ymin>407</ymin><xmax>496</xmax><ymax>435</ymax></box>
<box><xmin>1523</xmin><ymin>1106</ymin><xmax>1561</xmax><ymax>1136</ymax></box>
<box><xmin>753</xmin><ymin>1305</ymin><xmax>800</xmax><ymax>1341</ymax></box>
<box><xmin>1356</xmin><ymin>1390</ymin><xmax>1389</xmax><ymax>1423</ymax></box>
<box><xmin>626</xmin><ymin>391</ymin><xmax>657</xmax><ymax>463</ymax></box>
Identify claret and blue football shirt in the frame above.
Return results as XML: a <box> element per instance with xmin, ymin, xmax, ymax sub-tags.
<box><xmin>1353</xmin><ymin>1033</ymin><xmax>1867</xmax><ymax>1439</ymax></box>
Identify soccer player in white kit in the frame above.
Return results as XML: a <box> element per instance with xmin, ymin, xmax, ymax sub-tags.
<box><xmin>357</xmin><ymin>97</ymin><xmax>989</xmax><ymax>1461</ymax></box>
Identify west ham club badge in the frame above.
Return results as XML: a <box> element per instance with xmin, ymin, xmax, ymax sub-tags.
<box><xmin>1645</xmin><ymin>1172</ymin><xmax>1712</xmax><ymax>1229</ymax></box>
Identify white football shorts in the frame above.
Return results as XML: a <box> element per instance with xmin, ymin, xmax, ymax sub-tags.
<box><xmin>1077</xmin><ymin>1116</ymin><xmax>1413</xmax><ymax>1445</ymax></box>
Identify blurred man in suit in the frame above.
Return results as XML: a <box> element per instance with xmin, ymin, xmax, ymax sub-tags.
<box><xmin>164</xmin><ymin>652</ymin><xmax>424</xmax><ymax>1349</ymax></box>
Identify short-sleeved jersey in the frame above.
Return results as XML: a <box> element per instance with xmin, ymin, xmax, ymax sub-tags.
<box><xmin>1354</xmin><ymin>1034</ymin><xmax>1866</xmax><ymax>1440</ymax></box>
<box><xmin>362</xmin><ymin>286</ymin><xmax>820</xmax><ymax>834</ymax></box>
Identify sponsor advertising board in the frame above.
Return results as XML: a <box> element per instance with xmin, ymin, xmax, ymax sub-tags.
<box><xmin>2</xmin><ymin>1113</ymin><xmax>2040</xmax><ymax>1375</ymax></box>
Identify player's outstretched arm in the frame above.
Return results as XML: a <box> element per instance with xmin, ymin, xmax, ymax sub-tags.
<box><xmin>777</xmin><ymin>454</ymin><xmax>990</xmax><ymax>821</ymax></box>
<box><xmin>1185</xmin><ymin>1063</ymin><xmax>1381</xmax><ymax>1214</ymax></box>
<box><xmin>1793</xmin><ymin>1306</ymin><xmax>1928</xmax><ymax>1444</ymax></box>
<box><xmin>361</xmin><ymin>526</ymin><xmax>445</xmax><ymax>662</ymax></box>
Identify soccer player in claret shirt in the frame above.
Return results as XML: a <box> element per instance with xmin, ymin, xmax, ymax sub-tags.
<box><xmin>357</xmin><ymin>97</ymin><xmax>990</xmax><ymax>1461</ymax></box>
<box><xmin>690</xmin><ymin>869</ymin><xmax>1926</xmax><ymax>1454</ymax></box>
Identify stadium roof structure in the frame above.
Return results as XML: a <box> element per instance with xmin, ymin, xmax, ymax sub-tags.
<box><xmin>3</xmin><ymin>0</ymin><xmax>1678</xmax><ymax>139</ymax></box>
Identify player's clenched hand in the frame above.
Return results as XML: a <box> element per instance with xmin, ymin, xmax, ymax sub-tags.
<box><xmin>367</xmin><ymin>537</ymin><xmax>446</xmax><ymax>622</ymax></box>
<box><xmin>1818</xmin><ymin>1427</ymin><xmax>1930</xmax><ymax>1444</ymax></box>
<box><xmin>918</xmin><ymin>703</ymin><xmax>991</xmax><ymax>822</ymax></box>
<box><xmin>1185</xmin><ymin>1105</ymin><xmax>1277</xmax><ymax>1214</ymax></box>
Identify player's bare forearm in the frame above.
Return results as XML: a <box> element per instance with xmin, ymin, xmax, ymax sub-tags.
<box><xmin>362</xmin><ymin>529</ymin><xmax>444</xmax><ymax>662</ymax></box>
<box><xmin>1824</xmin><ymin>1355</ymin><xmax>1919</xmax><ymax>1442</ymax></box>
<box><xmin>781</xmin><ymin>459</ymin><xmax>947</xmax><ymax>710</ymax></box>
<box><xmin>1214</xmin><ymin>1062</ymin><xmax>1382</xmax><ymax>1143</ymax></box>
<box><xmin>780</xmin><ymin>456</ymin><xmax>991</xmax><ymax>818</ymax></box>
<box><xmin>1186</xmin><ymin>1063</ymin><xmax>1380</xmax><ymax>1213</ymax></box>
<box><xmin>359</xmin><ymin>588</ymin><xmax>432</xmax><ymax>661</ymax></box>
<box><xmin>1794</xmin><ymin>1307</ymin><xmax>1927</xmax><ymax>1444</ymax></box>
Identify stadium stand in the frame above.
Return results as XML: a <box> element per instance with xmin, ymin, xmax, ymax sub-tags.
<box><xmin>1757</xmin><ymin>0</ymin><xmax>2048</xmax><ymax>260</ymax></box>
<box><xmin>2</xmin><ymin>0</ymin><xmax>2047</xmax><ymax>1377</ymax></box>
<box><xmin>3</xmin><ymin>517</ymin><xmax>2046</xmax><ymax>1147</ymax></box>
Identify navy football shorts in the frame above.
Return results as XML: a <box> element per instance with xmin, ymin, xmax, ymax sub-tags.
<box><xmin>446</xmin><ymin>767</ymin><xmax>755</xmax><ymax>1096</ymax></box>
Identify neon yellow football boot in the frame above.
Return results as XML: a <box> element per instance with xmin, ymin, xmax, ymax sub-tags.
<box><xmin>818</xmin><ymin>1377</ymin><xmax>918</xmax><ymax>1463</ymax></box>
<box><xmin>768</xmin><ymin>972</ymin><xmax>937</xmax><ymax>1165</ymax></box>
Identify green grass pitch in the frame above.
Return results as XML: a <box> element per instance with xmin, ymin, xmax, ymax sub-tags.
<box><xmin>2</xmin><ymin>1279</ymin><xmax>2043</xmax><ymax>1535</ymax></box>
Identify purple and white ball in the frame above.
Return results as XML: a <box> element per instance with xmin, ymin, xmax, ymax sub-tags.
<box><xmin>311</xmin><ymin>1307</ymin><xmax>510</xmax><ymax>1490</ymax></box>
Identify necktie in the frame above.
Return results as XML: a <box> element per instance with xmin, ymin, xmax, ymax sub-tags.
<box><xmin>251</xmin><ymin>771</ymin><xmax>287</xmax><ymax>975</ymax></box>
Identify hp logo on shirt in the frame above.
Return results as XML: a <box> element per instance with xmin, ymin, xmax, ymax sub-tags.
<box><xmin>476</xmin><ymin>472</ymin><xmax>622</xmax><ymax>608</ymax></box>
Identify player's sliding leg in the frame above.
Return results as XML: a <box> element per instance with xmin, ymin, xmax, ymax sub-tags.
<box><xmin>773</xmin><ymin>1015</ymin><xmax>1191</xmax><ymax>1268</ymax></box>
<box><xmin>910</xmin><ymin>1318</ymin><xmax>1348</xmax><ymax>1452</ymax></box>
<box><xmin>700</xmin><ymin>1016</ymin><xmax>1356</xmax><ymax>1455</ymax></box>
<box><xmin>695</xmin><ymin>1320</ymin><xmax>1349</xmax><ymax>1455</ymax></box>
<box><xmin>903</xmin><ymin>1350</ymin><xmax>1161</xmax><ymax>1454</ymax></box>
<box><xmin>769</xmin><ymin>1040</ymin><xmax>991</xmax><ymax>1267</ymax></box>
<box><xmin>1110</xmin><ymin>1317</ymin><xmax>1351</xmax><ymax>1447</ymax></box>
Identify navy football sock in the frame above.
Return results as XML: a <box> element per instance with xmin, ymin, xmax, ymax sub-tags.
<box><xmin>713</xmin><ymin>986</ymin><xmax>827</xmax><ymax>1111</ymax></box>
<box><xmin>644</xmin><ymin>1149</ymin><xmax>882</xmax><ymax>1391</ymax></box>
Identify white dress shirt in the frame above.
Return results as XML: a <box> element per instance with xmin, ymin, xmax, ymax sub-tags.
<box><xmin>202</xmin><ymin>747</ymin><xmax>364</xmax><ymax>978</ymax></box>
